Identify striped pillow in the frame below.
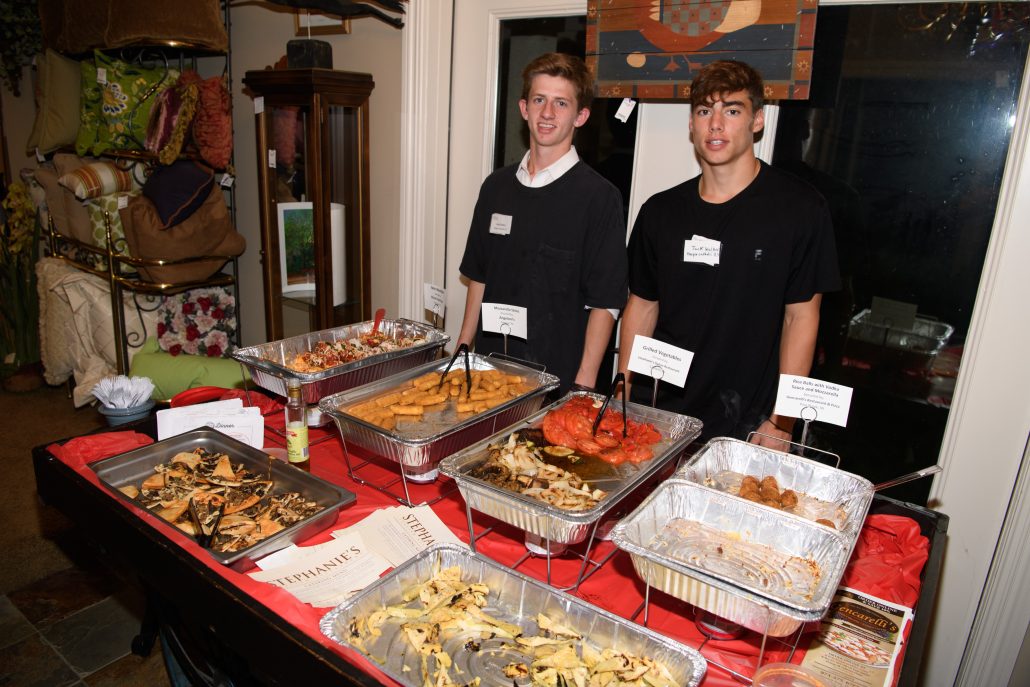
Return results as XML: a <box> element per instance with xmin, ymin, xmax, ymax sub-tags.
<box><xmin>58</xmin><ymin>160</ymin><xmax>136</xmax><ymax>200</ymax></box>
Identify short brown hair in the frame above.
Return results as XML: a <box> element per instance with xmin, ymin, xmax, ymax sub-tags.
<box><xmin>690</xmin><ymin>60</ymin><xmax>764</xmax><ymax>112</ymax></box>
<box><xmin>521</xmin><ymin>52</ymin><xmax>594</xmax><ymax>111</ymax></box>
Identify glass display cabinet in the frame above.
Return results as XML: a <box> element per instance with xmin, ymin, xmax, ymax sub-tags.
<box><xmin>243</xmin><ymin>68</ymin><xmax>374</xmax><ymax>340</ymax></box>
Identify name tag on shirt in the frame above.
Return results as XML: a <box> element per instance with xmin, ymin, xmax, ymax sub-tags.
<box><xmin>489</xmin><ymin>213</ymin><xmax>513</xmax><ymax>236</ymax></box>
<box><xmin>683</xmin><ymin>235</ymin><xmax>721</xmax><ymax>266</ymax></box>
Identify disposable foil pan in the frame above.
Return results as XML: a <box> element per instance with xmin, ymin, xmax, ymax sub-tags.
<box><xmin>320</xmin><ymin>543</ymin><xmax>707</xmax><ymax>687</ymax></box>
<box><xmin>319</xmin><ymin>354</ymin><xmax>559</xmax><ymax>477</ymax></box>
<box><xmin>676</xmin><ymin>437</ymin><xmax>873</xmax><ymax>539</ymax></box>
<box><xmin>439</xmin><ymin>392</ymin><xmax>703</xmax><ymax>545</ymax></box>
<box><xmin>611</xmin><ymin>479</ymin><xmax>850</xmax><ymax>636</ymax></box>
<box><xmin>231</xmin><ymin>318</ymin><xmax>448</xmax><ymax>405</ymax></box>
<box><xmin>89</xmin><ymin>427</ymin><xmax>356</xmax><ymax>571</ymax></box>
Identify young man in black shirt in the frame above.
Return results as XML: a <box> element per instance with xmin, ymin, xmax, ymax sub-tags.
<box><xmin>620</xmin><ymin>60</ymin><xmax>840</xmax><ymax>444</ymax></box>
<box><xmin>457</xmin><ymin>53</ymin><xmax>627</xmax><ymax>392</ymax></box>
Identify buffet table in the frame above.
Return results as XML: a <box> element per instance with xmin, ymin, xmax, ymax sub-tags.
<box><xmin>32</xmin><ymin>413</ymin><xmax>947</xmax><ymax>686</ymax></box>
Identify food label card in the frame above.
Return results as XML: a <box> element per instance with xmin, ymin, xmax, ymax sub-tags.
<box><xmin>423</xmin><ymin>282</ymin><xmax>446</xmax><ymax>317</ymax></box>
<box><xmin>626</xmin><ymin>335</ymin><xmax>693</xmax><ymax>388</ymax></box>
<box><xmin>774</xmin><ymin>374</ymin><xmax>853</xmax><ymax>427</ymax></box>
<box><xmin>481</xmin><ymin>303</ymin><xmax>528</xmax><ymax>339</ymax></box>
<box><xmin>869</xmin><ymin>296</ymin><xmax>918</xmax><ymax>332</ymax></box>
<box><xmin>801</xmin><ymin>587</ymin><xmax>913</xmax><ymax>687</ymax></box>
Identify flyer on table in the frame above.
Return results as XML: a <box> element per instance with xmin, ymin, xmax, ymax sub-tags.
<box><xmin>801</xmin><ymin>586</ymin><xmax>913</xmax><ymax>687</ymax></box>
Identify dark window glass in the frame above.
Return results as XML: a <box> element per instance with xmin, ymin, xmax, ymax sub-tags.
<box><xmin>772</xmin><ymin>4</ymin><xmax>1030</xmax><ymax>504</ymax></box>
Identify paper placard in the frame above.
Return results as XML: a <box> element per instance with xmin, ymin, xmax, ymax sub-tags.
<box><xmin>96</xmin><ymin>67</ymin><xmax>107</xmax><ymax>85</ymax></box>
<box><xmin>869</xmin><ymin>296</ymin><xmax>917</xmax><ymax>332</ymax></box>
<box><xmin>267</xmin><ymin>149</ymin><xmax>276</xmax><ymax>168</ymax></box>
<box><xmin>254</xmin><ymin>96</ymin><xmax>264</xmax><ymax>114</ymax></box>
<box><xmin>423</xmin><ymin>283</ymin><xmax>445</xmax><ymax>316</ymax></box>
<box><xmin>627</xmin><ymin>335</ymin><xmax>693</xmax><ymax>388</ymax></box>
<box><xmin>481</xmin><ymin>303</ymin><xmax>528</xmax><ymax>339</ymax></box>
<box><xmin>116</xmin><ymin>195</ymin><xmax>128</xmax><ymax>209</ymax></box>
<box><xmin>615</xmin><ymin>98</ymin><xmax>637</xmax><ymax>122</ymax></box>
<box><xmin>156</xmin><ymin>400</ymin><xmax>265</xmax><ymax>448</ymax></box>
<box><xmin>220</xmin><ymin>174</ymin><xmax>235</xmax><ymax>188</ymax></box>
<box><xmin>774</xmin><ymin>374</ymin><xmax>853</xmax><ymax>427</ymax></box>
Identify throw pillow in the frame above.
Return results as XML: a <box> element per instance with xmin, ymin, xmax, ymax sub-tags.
<box><xmin>145</xmin><ymin>70</ymin><xmax>200</xmax><ymax>165</ymax></box>
<box><xmin>33</xmin><ymin>166</ymin><xmax>93</xmax><ymax>245</ymax></box>
<box><xmin>93</xmin><ymin>51</ymin><xmax>179</xmax><ymax>155</ymax></box>
<box><xmin>141</xmin><ymin>159</ymin><xmax>214</xmax><ymax>228</ymax></box>
<box><xmin>129</xmin><ymin>338</ymin><xmax>249</xmax><ymax>402</ymax></box>
<box><xmin>156</xmin><ymin>287</ymin><xmax>237</xmax><ymax>357</ymax></box>
<box><xmin>120</xmin><ymin>185</ymin><xmax>245</xmax><ymax>283</ymax></box>
<box><xmin>58</xmin><ymin>160</ymin><xmax>135</xmax><ymax>200</ymax></box>
<box><xmin>75</xmin><ymin>56</ymin><xmax>103</xmax><ymax>156</ymax></box>
<box><xmin>26</xmin><ymin>49</ymin><xmax>81</xmax><ymax>155</ymax></box>
<box><xmin>85</xmin><ymin>191</ymin><xmax>140</xmax><ymax>253</ymax></box>
<box><xmin>193</xmin><ymin>74</ymin><xmax>233</xmax><ymax>170</ymax></box>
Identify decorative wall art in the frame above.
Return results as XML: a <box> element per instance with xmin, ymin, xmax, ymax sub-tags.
<box><xmin>586</xmin><ymin>0</ymin><xmax>818</xmax><ymax>100</ymax></box>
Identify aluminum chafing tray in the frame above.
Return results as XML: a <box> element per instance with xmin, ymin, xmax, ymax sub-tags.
<box><xmin>319</xmin><ymin>354</ymin><xmax>559</xmax><ymax>479</ymax></box>
<box><xmin>439</xmin><ymin>392</ymin><xmax>703</xmax><ymax>546</ymax></box>
<box><xmin>844</xmin><ymin>308</ymin><xmax>953</xmax><ymax>371</ymax></box>
<box><xmin>231</xmin><ymin>318</ymin><xmax>448</xmax><ymax>405</ymax></box>
<box><xmin>676</xmin><ymin>437</ymin><xmax>873</xmax><ymax>540</ymax></box>
<box><xmin>319</xmin><ymin>543</ymin><xmax>707</xmax><ymax>687</ymax></box>
<box><xmin>611</xmin><ymin>479</ymin><xmax>850</xmax><ymax>636</ymax></box>
<box><xmin>89</xmin><ymin>427</ymin><xmax>356</xmax><ymax>571</ymax></box>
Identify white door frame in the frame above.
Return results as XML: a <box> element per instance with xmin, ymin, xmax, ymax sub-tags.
<box><xmin>399</xmin><ymin>3</ymin><xmax>1030</xmax><ymax>684</ymax></box>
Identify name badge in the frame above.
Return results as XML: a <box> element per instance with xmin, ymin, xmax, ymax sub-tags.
<box><xmin>683</xmin><ymin>235</ymin><xmax>721</xmax><ymax>266</ymax></box>
<box><xmin>489</xmin><ymin>213</ymin><xmax>513</xmax><ymax>236</ymax></box>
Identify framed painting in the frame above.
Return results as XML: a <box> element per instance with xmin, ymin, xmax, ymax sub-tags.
<box><xmin>277</xmin><ymin>201</ymin><xmax>316</xmax><ymax>295</ymax></box>
<box><xmin>586</xmin><ymin>0</ymin><xmax>817</xmax><ymax>100</ymax></box>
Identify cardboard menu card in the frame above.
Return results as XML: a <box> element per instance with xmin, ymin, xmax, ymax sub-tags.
<box><xmin>801</xmin><ymin>587</ymin><xmax>913</xmax><ymax>687</ymax></box>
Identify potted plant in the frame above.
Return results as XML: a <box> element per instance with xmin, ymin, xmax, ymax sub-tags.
<box><xmin>0</xmin><ymin>0</ymin><xmax>43</xmax><ymax>96</ymax></box>
<box><xmin>0</xmin><ymin>181</ymin><xmax>42</xmax><ymax>390</ymax></box>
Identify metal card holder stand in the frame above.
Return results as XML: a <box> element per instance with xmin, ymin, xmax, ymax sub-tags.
<box><xmin>235</xmin><ymin>366</ymin><xmax>337</xmax><ymax>449</ymax></box>
<box><xmin>338</xmin><ymin>438</ymin><xmax>457</xmax><ymax>507</ymax></box>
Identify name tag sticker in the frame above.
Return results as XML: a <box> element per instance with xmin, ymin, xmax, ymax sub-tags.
<box><xmin>481</xmin><ymin>303</ymin><xmax>528</xmax><ymax>339</ymax></box>
<box><xmin>423</xmin><ymin>282</ymin><xmax>446</xmax><ymax>316</ymax></box>
<box><xmin>627</xmin><ymin>336</ymin><xmax>693</xmax><ymax>388</ymax></box>
<box><xmin>489</xmin><ymin>213</ymin><xmax>513</xmax><ymax>236</ymax></box>
<box><xmin>774</xmin><ymin>374</ymin><xmax>853</xmax><ymax>427</ymax></box>
<box><xmin>683</xmin><ymin>235</ymin><xmax>721</xmax><ymax>266</ymax></box>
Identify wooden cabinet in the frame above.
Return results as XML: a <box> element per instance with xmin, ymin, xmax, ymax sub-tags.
<box><xmin>243</xmin><ymin>68</ymin><xmax>374</xmax><ymax>340</ymax></box>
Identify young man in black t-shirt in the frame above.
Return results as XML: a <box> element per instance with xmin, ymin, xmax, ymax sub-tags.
<box><xmin>457</xmin><ymin>53</ymin><xmax>627</xmax><ymax>392</ymax></box>
<box><xmin>620</xmin><ymin>61</ymin><xmax>840</xmax><ymax>444</ymax></box>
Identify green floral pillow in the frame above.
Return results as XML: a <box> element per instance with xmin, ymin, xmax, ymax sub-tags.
<box><xmin>75</xmin><ymin>56</ymin><xmax>103</xmax><ymax>156</ymax></box>
<box><xmin>92</xmin><ymin>52</ymin><xmax>179</xmax><ymax>155</ymax></box>
<box><xmin>85</xmin><ymin>190</ymin><xmax>140</xmax><ymax>254</ymax></box>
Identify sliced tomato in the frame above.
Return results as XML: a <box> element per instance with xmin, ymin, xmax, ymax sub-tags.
<box><xmin>593</xmin><ymin>430</ymin><xmax>621</xmax><ymax>448</ymax></box>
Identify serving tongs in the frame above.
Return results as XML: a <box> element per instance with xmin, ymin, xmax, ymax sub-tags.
<box><xmin>188</xmin><ymin>497</ymin><xmax>226</xmax><ymax>549</ymax></box>
<box><xmin>437</xmin><ymin>342</ymin><xmax>473</xmax><ymax>398</ymax></box>
<box><xmin>591</xmin><ymin>372</ymin><xmax>628</xmax><ymax>438</ymax></box>
<box><xmin>371</xmin><ymin>307</ymin><xmax>386</xmax><ymax>335</ymax></box>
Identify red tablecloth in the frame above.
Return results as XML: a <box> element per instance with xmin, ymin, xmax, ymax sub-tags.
<box><xmin>48</xmin><ymin>419</ymin><xmax>930</xmax><ymax>686</ymax></box>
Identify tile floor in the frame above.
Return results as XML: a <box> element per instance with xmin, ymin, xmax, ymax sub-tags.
<box><xmin>0</xmin><ymin>546</ymin><xmax>171</xmax><ymax>687</ymax></box>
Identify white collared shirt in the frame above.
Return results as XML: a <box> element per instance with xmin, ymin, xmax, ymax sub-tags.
<box><xmin>516</xmin><ymin>146</ymin><xmax>581</xmax><ymax>188</ymax></box>
<box><xmin>514</xmin><ymin>146</ymin><xmax>620</xmax><ymax>322</ymax></box>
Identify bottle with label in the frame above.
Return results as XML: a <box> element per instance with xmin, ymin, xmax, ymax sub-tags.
<box><xmin>285</xmin><ymin>379</ymin><xmax>310</xmax><ymax>471</ymax></box>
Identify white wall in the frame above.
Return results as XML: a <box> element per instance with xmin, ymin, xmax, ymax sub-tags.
<box><xmin>229</xmin><ymin>5</ymin><xmax>403</xmax><ymax>345</ymax></box>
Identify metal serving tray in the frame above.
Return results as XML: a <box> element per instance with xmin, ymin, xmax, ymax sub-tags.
<box><xmin>320</xmin><ymin>543</ymin><xmax>707</xmax><ymax>687</ymax></box>
<box><xmin>844</xmin><ymin>308</ymin><xmax>953</xmax><ymax>371</ymax></box>
<box><xmin>676</xmin><ymin>437</ymin><xmax>873</xmax><ymax>539</ymax></box>
<box><xmin>89</xmin><ymin>427</ymin><xmax>355</xmax><ymax>571</ymax></box>
<box><xmin>231</xmin><ymin>318</ymin><xmax>448</xmax><ymax>405</ymax></box>
<box><xmin>611</xmin><ymin>479</ymin><xmax>850</xmax><ymax>636</ymax></box>
<box><xmin>319</xmin><ymin>354</ymin><xmax>559</xmax><ymax>479</ymax></box>
<box><xmin>440</xmin><ymin>392</ymin><xmax>703</xmax><ymax>546</ymax></box>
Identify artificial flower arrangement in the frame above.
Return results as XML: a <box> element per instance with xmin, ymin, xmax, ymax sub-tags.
<box><xmin>156</xmin><ymin>286</ymin><xmax>236</xmax><ymax>357</ymax></box>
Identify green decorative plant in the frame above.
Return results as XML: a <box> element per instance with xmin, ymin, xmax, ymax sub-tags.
<box><xmin>0</xmin><ymin>182</ymin><xmax>41</xmax><ymax>372</ymax></box>
<box><xmin>0</xmin><ymin>0</ymin><xmax>43</xmax><ymax>96</ymax></box>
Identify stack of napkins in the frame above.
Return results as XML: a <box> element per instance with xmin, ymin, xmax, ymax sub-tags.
<box><xmin>249</xmin><ymin>505</ymin><xmax>465</xmax><ymax>608</ymax></box>
<box><xmin>157</xmin><ymin>398</ymin><xmax>265</xmax><ymax>448</ymax></box>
